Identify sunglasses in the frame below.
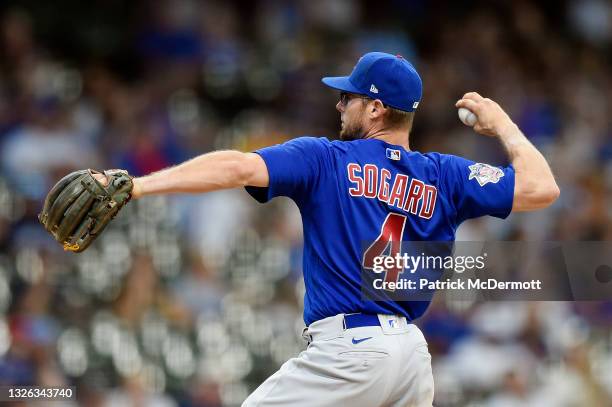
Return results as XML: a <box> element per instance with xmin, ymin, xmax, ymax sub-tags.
<box><xmin>339</xmin><ymin>92</ymin><xmax>370</xmax><ymax>107</ymax></box>
<box><xmin>339</xmin><ymin>92</ymin><xmax>387</xmax><ymax>108</ymax></box>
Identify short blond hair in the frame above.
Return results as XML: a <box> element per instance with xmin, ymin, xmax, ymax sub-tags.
<box><xmin>361</xmin><ymin>97</ymin><xmax>414</xmax><ymax>131</ymax></box>
<box><xmin>384</xmin><ymin>107</ymin><xmax>414</xmax><ymax>129</ymax></box>
<box><xmin>360</xmin><ymin>98</ymin><xmax>415</xmax><ymax>130</ymax></box>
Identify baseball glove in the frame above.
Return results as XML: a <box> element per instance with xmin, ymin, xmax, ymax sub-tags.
<box><xmin>39</xmin><ymin>169</ymin><xmax>134</xmax><ymax>253</ymax></box>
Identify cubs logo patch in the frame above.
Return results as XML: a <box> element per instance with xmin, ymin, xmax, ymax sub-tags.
<box><xmin>468</xmin><ymin>163</ymin><xmax>504</xmax><ymax>186</ymax></box>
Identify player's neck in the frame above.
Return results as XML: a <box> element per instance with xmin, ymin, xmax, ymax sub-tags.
<box><xmin>366</xmin><ymin>129</ymin><xmax>411</xmax><ymax>151</ymax></box>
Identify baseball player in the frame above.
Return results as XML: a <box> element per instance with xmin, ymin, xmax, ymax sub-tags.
<box><xmin>40</xmin><ymin>52</ymin><xmax>559</xmax><ymax>406</ymax></box>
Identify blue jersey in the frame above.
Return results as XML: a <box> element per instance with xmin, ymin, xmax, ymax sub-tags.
<box><xmin>246</xmin><ymin>137</ymin><xmax>514</xmax><ymax>325</ymax></box>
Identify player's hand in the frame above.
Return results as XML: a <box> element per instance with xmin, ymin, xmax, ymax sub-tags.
<box><xmin>93</xmin><ymin>171</ymin><xmax>142</xmax><ymax>198</ymax></box>
<box><xmin>92</xmin><ymin>172</ymin><xmax>109</xmax><ymax>186</ymax></box>
<box><xmin>455</xmin><ymin>92</ymin><xmax>516</xmax><ymax>137</ymax></box>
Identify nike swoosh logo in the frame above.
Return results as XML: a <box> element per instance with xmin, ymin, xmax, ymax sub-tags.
<box><xmin>352</xmin><ymin>336</ymin><xmax>373</xmax><ymax>345</ymax></box>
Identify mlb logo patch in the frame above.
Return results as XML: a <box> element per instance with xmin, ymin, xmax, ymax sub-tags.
<box><xmin>386</xmin><ymin>148</ymin><xmax>401</xmax><ymax>161</ymax></box>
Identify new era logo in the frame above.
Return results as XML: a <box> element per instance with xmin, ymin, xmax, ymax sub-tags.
<box><xmin>370</xmin><ymin>84</ymin><xmax>379</xmax><ymax>94</ymax></box>
<box><xmin>386</xmin><ymin>148</ymin><xmax>401</xmax><ymax>161</ymax></box>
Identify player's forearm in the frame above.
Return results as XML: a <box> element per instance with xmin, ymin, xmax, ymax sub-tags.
<box><xmin>497</xmin><ymin>123</ymin><xmax>560</xmax><ymax>211</ymax></box>
<box><xmin>131</xmin><ymin>151</ymin><xmax>267</xmax><ymax>199</ymax></box>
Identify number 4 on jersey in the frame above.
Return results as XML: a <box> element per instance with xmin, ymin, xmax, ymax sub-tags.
<box><xmin>362</xmin><ymin>213</ymin><xmax>407</xmax><ymax>285</ymax></box>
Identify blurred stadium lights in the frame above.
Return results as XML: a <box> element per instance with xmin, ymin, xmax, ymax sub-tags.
<box><xmin>91</xmin><ymin>311</ymin><xmax>121</xmax><ymax>357</ymax></box>
<box><xmin>99</xmin><ymin>231</ymin><xmax>133</xmax><ymax>276</ymax></box>
<box><xmin>220</xmin><ymin>382</ymin><xmax>251</xmax><ymax>406</ymax></box>
<box><xmin>238</xmin><ymin>311</ymin><xmax>274</xmax><ymax>357</ymax></box>
<box><xmin>162</xmin><ymin>332</ymin><xmax>196</xmax><ymax>379</ymax></box>
<box><xmin>141</xmin><ymin>361</ymin><xmax>167</xmax><ymax>393</ymax></box>
<box><xmin>57</xmin><ymin>328</ymin><xmax>88</xmax><ymax>377</ymax></box>
<box><xmin>0</xmin><ymin>272</ymin><xmax>11</xmax><ymax>313</ymax></box>
<box><xmin>258</xmin><ymin>242</ymin><xmax>292</xmax><ymax>281</ymax></box>
<box><xmin>15</xmin><ymin>248</ymin><xmax>44</xmax><ymax>284</ymax></box>
<box><xmin>0</xmin><ymin>178</ymin><xmax>25</xmax><ymax>221</ymax></box>
<box><xmin>269</xmin><ymin>334</ymin><xmax>303</xmax><ymax>366</ymax></box>
<box><xmin>31</xmin><ymin>62</ymin><xmax>82</xmax><ymax>103</ymax></box>
<box><xmin>141</xmin><ymin>312</ymin><xmax>171</xmax><ymax>358</ymax></box>
<box><xmin>151</xmin><ymin>238</ymin><xmax>182</xmax><ymax>278</ymax></box>
<box><xmin>112</xmin><ymin>330</ymin><xmax>143</xmax><ymax>378</ymax></box>
<box><xmin>196</xmin><ymin>318</ymin><xmax>230</xmax><ymax>354</ymax></box>
<box><xmin>0</xmin><ymin>319</ymin><xmax>11</xmax><ymax>357</ymax></box>
<box><xmin>218</xmin><ymin>342</ymin><xmax>253</xmax><ymax>381</ymax></box>
<box><xmin>77</xmin><ymin>249</ymin><xmax>115</xmax><ymax>299</ymax></box>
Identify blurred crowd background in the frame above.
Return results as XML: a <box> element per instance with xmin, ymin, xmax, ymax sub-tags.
<box><xmin>0</xmin><ymin>0</ymin><xmax>610</xmax><ymax>406</ymax></box>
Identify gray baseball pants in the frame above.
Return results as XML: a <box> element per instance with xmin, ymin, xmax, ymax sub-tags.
<box><xmin>242</xmin><ymin>314</ymin><xmax>434</xmax><ymax>407</ymax></box>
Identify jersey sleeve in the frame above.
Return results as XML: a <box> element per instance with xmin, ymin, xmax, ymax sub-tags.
<box><xmin>245</xmin><ymin>137</ymin><xmax>330</xmax><ymax>204</ymax></box>
<box><xmin>439</xmin><ymin>154</ymin><xmax>515</xmax><ymax>224</ymax></box>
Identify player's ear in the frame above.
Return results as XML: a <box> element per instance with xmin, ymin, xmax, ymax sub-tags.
<box><xmin>369</xmin><ymin>100</ymin><xmax>386</xmax><ymax>119</ymax></box>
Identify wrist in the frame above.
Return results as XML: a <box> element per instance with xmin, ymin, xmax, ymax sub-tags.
<box><xmin>131</xmin><ymin>178</ymin><xmax>144</xmax><ymax>199</ymax></box>
<box><xmin>496</xmin><ymin>121</ymin><xmax>520</xmax><ymax>141</ymax></box>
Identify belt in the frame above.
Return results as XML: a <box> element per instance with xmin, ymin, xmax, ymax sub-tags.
<box><xmin>343</xmin><ymin>313</ymin><xmax>381</xmax><ymax>329</ymax></box>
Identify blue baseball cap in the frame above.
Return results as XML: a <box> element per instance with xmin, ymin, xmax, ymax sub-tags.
<box><xmin>322</xmin><ymin>52</ymin><xmax>422</xmax><ymax>112</ymax></box>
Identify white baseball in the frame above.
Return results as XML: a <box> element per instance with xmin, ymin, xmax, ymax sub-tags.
<box><xmin>458</xmin><ymin>107</ymin><xmax>477</xmax><ymax>127</ymax></box>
